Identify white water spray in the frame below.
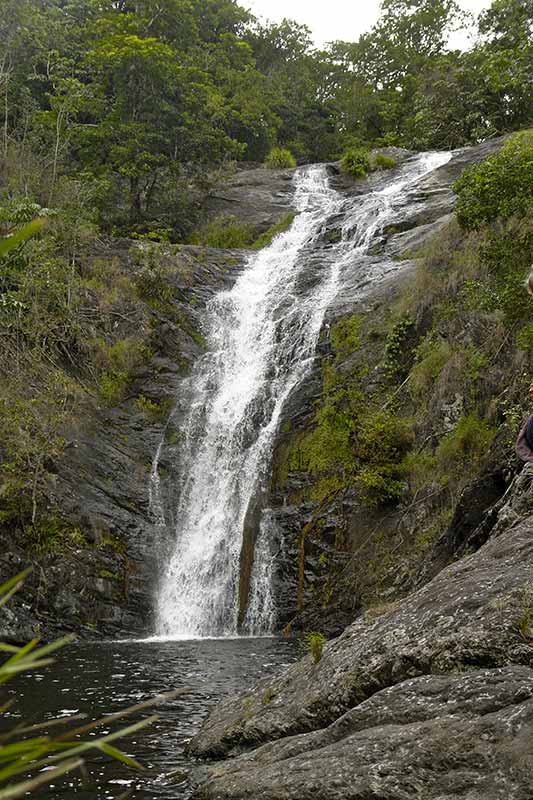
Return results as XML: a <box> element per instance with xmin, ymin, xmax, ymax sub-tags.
<box><xmin>155</xmin><ymin>151</ymin><xmax>451</xmax><ymax>638</ymax></box>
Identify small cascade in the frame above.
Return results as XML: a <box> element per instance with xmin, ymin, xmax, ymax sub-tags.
<box><xmin>154</xmin><ymin>151</ymin><xmax>451</xmax><ymax>638</ymax></box>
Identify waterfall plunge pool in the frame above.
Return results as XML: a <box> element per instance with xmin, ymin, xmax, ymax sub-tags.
<box><xmin>4</xmin><ymin>637</ymin><xmax>297</xmax><ymax>799</ymax></box>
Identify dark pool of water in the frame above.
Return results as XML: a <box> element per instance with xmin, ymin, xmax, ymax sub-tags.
<box><xmin>3</xmin><ymin>637</ymin><xmax>298</xmax><ymax>798</ymax></box>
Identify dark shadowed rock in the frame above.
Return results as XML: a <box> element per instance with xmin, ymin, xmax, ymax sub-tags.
<box><xmin>0</xmin><ymin>240</ymin><xmax>247</xmax><ymax>642</ymax></box>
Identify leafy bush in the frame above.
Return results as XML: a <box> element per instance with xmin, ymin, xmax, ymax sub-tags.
<box><xmin>134</xmin><ymin>250</ymin><xmax>174</xmax><ymax>304</ymax></box>
<box><xmin>372</xmin><ymin>153</ymin><xmax>396</xmax><ymax>170</ymax></box>
<box><xmin>189</xmin><ymin>215</ymin><xmax>255</xmax><ymax>248</ymax></box>
<box><xmin>98</xmin><ymin>370</ymin><xmax>129</xmax><ymax>405</ymax></box>
<box><xmin>384</xmin><ymin>315</ymin><xmax>414</xmax><ymax>376</ymax></box>
<box><xmin>436</xmin><ymin>413</ymin><xmax>495</xmax><ymax>478</ymax></box>
<box><xmin>305</xmin><ymin>631</ymin><xmax>326</xmax><ymax>664</ymax></box>
<box><xmin>409</xmin><ymin>336</ymin><xmax>452</xmax><ymax>399</ymax></box>
<box><xmin>516</xmin><ymin>323</ymin><xmax>533</xmax><ymax>352</ymax></box>
<box><xmin>453</xmin><ymin>131</ymin><xmax>533</xmax><ymax>230</ymax></box>
<box><xmin>135</xmin><ymin>394</ymin><xmax>168</xmax><ymax>419</ymax></box>
<box><xmin>341</xmin><ymin>147</ymin><xmax>371</xmax><ymax>179</ymax></box>
<box><xmin>0</xmin><ymin>368</ymin><xmax>79</xmax><ymax>528</ymax></box>
<box><xmin>353</xmin><ymin>410</ymin><xmax>414</xmax><ymax>505</ymax></box>
<box><xmin>330</xmin><ymin>314</ymin><xmax>362</xmax><ymax>360</ymax></box>
<box><xmin>264</xmin><ymin>147</ymin><xmax>296</xmax><ymax>169</ymax></box>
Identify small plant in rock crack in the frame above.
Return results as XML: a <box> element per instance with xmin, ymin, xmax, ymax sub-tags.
<box><xmin>516</xmin><ymin>585</ymin><xmax>533</xmax><ymax>640</ymax></box>
<box><xmin>305</xmin><ymin>631</ymin><xmax>327</xmax><ymax>664</ymax></box>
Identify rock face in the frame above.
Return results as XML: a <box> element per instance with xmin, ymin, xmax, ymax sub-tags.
<box><xmin>191</xmin><ymin>467</ymin><xmax>533</xmax><ymax>798</ymax></box>
<box><xmin>195</xmin><ymin>668</ymin><xmax>533</xmax><ymax>800</ymax></box>
<box><xmin>203</xmin><ymin>165</ymin><xmax>297</xmax><ymax>233</ymax></box>
<box><xmin>265</xmin><ymin>136</ymin><xmax>508</xmax><ymax>634</ymax></box>
<box><xmin>0</xmin><ymin>240</ymin><xmax>246</xmax><ymax>642</ymax></box>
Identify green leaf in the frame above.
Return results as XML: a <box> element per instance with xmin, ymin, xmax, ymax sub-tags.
<box><xmin>0</xmin><ymin>758</ymin><xmax>83</xmax><ymax>800</ymax></box>
<box><xmin>0</xmin><ymin>220</ymin><xmax>44</xmax><ymax>259</ymax></box>
<box><xmin>97</xmin><ymin>743</ymin><xmax>143</xmax><ymax>770</ymax></box>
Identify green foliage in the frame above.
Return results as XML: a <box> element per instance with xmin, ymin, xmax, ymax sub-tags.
<box><xmin>98</xmin><ymin>371</ymin><xmax>128</xmax><ymax>405</ymax></box>
<box><xmin>99</xmin><ymin>532</ymin><xmax>125</xmax><ymax>554</ymax></box>
<box><xmin>0</xmin><ymin>219</ymin><xmax>45</xmax><ymax>260</ymax></box>
<box><xmin>372</xmin><ymin>153</ymin><xmax>396</xmax><ymax>170</ymax></box>
<box><xmin>99</xmin><ymin>569</ymin><xmax>122</xmax><ymax>581</ymax></box>
<box><xmin>0</xmin><ymin>0</ymin><xmax>529</xmax><ymax>241</ymax></box>
<box><xmin>330</xmin><ymin>314</ymin><xmax>362</xmax><ymax>360</ymax></box>
<box><xmin>341</xmin><ymin>147</ymin><xmax>371</xmax><ymax>179</ymax></box>
<box><xmin>264</xmin><ymin>147</ymin><xmax>297</xmax><ymax>169</ymax></box>
<box><xmin>189</xmin><ymin>215</ymin><xmax>255</xmax><ymax>249</ymax></box>
<box><xmin>453</xmin><ymin>131</ymin><xmax>533</xmax><ymax>230</ymax></box>
<box><xmin>133</xmin><ymin>248</ymin><xmax>174</xmax><ymax>304</ymax></box>
<box><xmin>288</xmin><ymin>362</ymin><xmax>413</xmax><ymax>507</ymax></box>
<box><xmin>92</xmin><ymin>338</ymin><xmax>150</xmax><ymax>406</ymax></box>
<box><xmin>261</xmin><ymin>686</ymin><xmax>276</xmax><ymax>705</ymax></box>
<box><xmin>251</xmin><ymin>213</ymin><xmax>297</xmax><ymax>250</ymax></box>
<box><xmin>0</xmin><ymin>573</ymin><xmax>181</xmax><ymax>799</ymax></box>
<box><xmin>304</xmin><ymin>631</ymin><xmax>327</xmax><ymax>664</ymax></box>
<box><xmin>384</xmin><ymin>315</ymin><xmax>414</xmax><ymax>376</ymax></box>
<box><xmin>353</xmin><ymin>410</ymin><xmax>413</xmax><ymax>505</ymax></box>
<box><xmin>0</xmin><ymin>368</ymin><xmax>79</xmax><ymax>528</ymax></box>
<box><xmin>409</xmin><ymin>336</ymin><xmax>452</xmax><ymax>399</ymax></box>
<box><xmin>24</xmin><ymin>517</ymin><xmax>85</xmax><ymax>555</ymax></box>
<box><xmin>436</xmin><ymin>414</ymin><xmax>496</xmax><ymax>478</ymax></box>
<box><xmin>516</xmin><ymin>324</ymin><xmax>533</xmax><ymax>352</ymax></box>
<box><xmin>135</xmin><ymin>394</ymin><xmax>168</xmax><ymax>419</ymax></box>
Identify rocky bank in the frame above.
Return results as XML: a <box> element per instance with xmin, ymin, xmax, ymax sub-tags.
<box><xmin>186</xmin><ymin>136</ymin><xmax>533</xmax><ymax>797</ymax></box>
<box><xmin>190</xmin><ymin>466</ymin><xmax>533</xmax><ymax>798</ymax></box>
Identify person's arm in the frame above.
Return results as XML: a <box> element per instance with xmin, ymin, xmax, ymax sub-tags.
<box><xmin>516</xmin><ymin>419</ymin><xmax>533</xmax><ymax>462</ymax></box>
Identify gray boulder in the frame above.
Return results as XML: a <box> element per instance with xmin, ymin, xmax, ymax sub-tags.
<box><xmin>191</xmin><ymin>470</ymin><xmax>533</xmax><ymax>760</ymax></box>
<box><xmin>195</xmin><ymin>667</ymin><xmax>533</xmax><ymax>800</ymax></box>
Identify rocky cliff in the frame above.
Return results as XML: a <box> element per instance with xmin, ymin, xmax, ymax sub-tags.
<box><xmin>0</xmin><ymin>240</ymin><xmax>245</xmax><ymax>641</ymax></box>
<box><xmin>190</xmin><ymin>467</ymin><xmax>533</xmax><ymax>798</ymax></box>
<box><xmin>0</xmin><ymin>164</ymin><xmax>298</xmax><ymax>644</ymax></box>
<box><xmin>188</xmin><ymin>136</ymin><xmax>533</xmax><ymax>797</ymax></box>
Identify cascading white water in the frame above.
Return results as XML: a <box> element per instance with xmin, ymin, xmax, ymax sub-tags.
<box><xmin>155</xmin><ymin>151</ymin><xmax>451</xmax><ymax>638</ymax></box>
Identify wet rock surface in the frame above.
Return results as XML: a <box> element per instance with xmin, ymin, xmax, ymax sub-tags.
<box><xmin>191</xmin><ymin>467</ymin><xmax>533</xmax><ymax>797</ymax></box>
<box><xmin>0</xmin><ymin>240</ymin><xmax>246</xmax><ymax>642</ymax></box>
<box><xmin>191</xmin><ymin>470</ymin><xmax>533</xmax><ymax>759</ymax></box>
<box><xmin>203</xmin><ymin>165</ymin><xmax>296</xmax><ymax>234</ymax></box>
<box><xmin>194</xmin><ymin>667</ymin><xmax>533</xmax><ymax>800</ymax></box>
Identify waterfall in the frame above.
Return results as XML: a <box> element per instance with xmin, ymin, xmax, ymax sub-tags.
<box><xmin>154</xmin><ymin>151</ymin><xmax>451</xmax><ymax>639</ymax></box>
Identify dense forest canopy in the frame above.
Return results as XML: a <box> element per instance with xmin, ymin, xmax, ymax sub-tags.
<box><xmin>0</xmin><ymin>0</ymin><xmax>531</xmax><ymax>236</ymax></box>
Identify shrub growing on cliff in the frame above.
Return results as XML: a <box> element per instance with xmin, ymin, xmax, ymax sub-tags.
<box><xmin>341</xmin><ymin>147</ymin><xmax>371</xmax><ymax>179</ymax></box>
<box><xmin>251</xmin><ymin>212</ymin><xmax>297</xmax><ymax>250</ymax></box>
<box><xmin>453</xmin><ymin>131</ymin><xmax>533</xmax><ymax>230</ymax></box>
<box><xmin>189</xmin><ymin>215</ymin><xmax>255</xmax><ymax>249</ymax></box>
<box><xmin>409</xmin><ymin>336</ymin><xmax>452</xmax><ymax>400</ymax></box>
<box><xmin>330</xmin><ymin>314</ymin><xmax>362</xmax><ymax>360</ymax></box>
<box><xmin>436</xmin><ymin>413</ymin><xmax>495</xmax><ymax>479</ymax></box>
<box><xmin>305</xmin><ymin>631</ymin><xmax>326</xmax><ymax>664</ymax></box>
<box><xmin>372</xmin><ymin>153</ymin><xmax>396</xmax><ymax>170</ymax></box>
<box><xmin>264</xmin><ymin>147</ymin><xmax>296</xmax><ymax>169</ymax></box>
<box><xmin>353</xmin><ymin>410</ymin><xmax>414</xmax><ymax>505</ymax></box>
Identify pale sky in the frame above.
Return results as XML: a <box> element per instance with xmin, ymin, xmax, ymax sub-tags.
<box><xmin>242</xmin><ymin>0</ymin><xmax>494</xmax><ymax>50</ymax></box>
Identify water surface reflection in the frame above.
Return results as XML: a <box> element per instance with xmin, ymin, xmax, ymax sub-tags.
<box><xmin>4</xmin><ymin>637</ymin><xmax>297</xmax><ymax>798</ymax></box>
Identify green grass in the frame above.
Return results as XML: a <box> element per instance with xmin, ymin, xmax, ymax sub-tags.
<box><xmin>264</xmin><ymin>147</ymin><xmax>296</xmax><ymax>169</ymax></box>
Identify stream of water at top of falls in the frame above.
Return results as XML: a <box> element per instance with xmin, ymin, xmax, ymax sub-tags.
<box><xmin>153</xmin><ymin>151</ymin><xmax>452</xmax><ymax>639</ymax></box>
